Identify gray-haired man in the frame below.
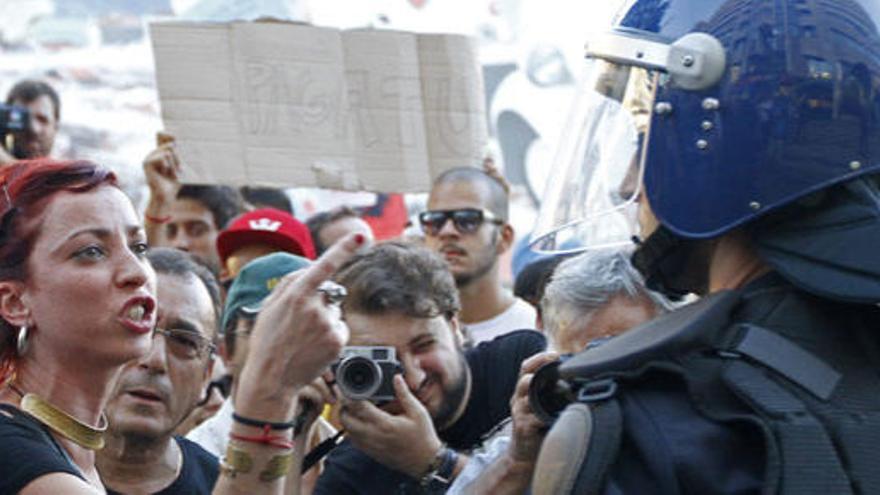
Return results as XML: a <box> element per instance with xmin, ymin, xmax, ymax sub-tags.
<box><xmin>448</xmin><ymin>249</ymin><xmax>671</xmax><ymax>494</ymax></box>
<box><xmin>540</xmin><ymin>249</ymin><xmax>672</xmax><ymax>354</ymax></box>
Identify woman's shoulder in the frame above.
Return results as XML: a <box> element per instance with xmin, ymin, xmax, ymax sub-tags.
<box><xmin>0</xmin><ymin>403</ymin><xmax>87</xmax><ymax>493</ymax></box>
<box><xmin>0</xmin><ymin>403</ymin><xmax>43</xmax><ymax>436</ymax></box>
<box><xmin>0</xmin><ymin>402</ymin><xmax>62</xmax><ymax>457</ymax></box>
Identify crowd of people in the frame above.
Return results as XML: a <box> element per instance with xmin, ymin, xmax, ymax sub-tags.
<box><xmin>1</xmin><ymin>0</ymin><xmax>879</xmax><ymax>493</ymax></box>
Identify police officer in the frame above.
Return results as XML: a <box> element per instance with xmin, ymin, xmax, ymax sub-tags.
<box><xmin>525</xmin><ymin>0</ymin><xmax>880</xmax><ymax>493</ymax></box>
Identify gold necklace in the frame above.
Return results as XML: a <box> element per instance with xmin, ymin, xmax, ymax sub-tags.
<box><xmin>20</xmin><ymin>393</ymin><xmax>108</xmax><ymax>450</ymax></box>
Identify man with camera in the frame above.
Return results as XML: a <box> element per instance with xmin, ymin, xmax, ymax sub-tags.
<box><xmin>313</xmin><ymin>241</ymin><xmax>546</xmax><ymax>494</ymax></box>
<box><xmin>0</xmin><ymin>80</ymin><xmax>60</xmax><ymax>165</ymax></box>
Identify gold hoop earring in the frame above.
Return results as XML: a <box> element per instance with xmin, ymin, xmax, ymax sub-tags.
<box><xmin>16</xmin><ymin>326</ymin><xmax>29</xmax><ymax>356</ymax></box>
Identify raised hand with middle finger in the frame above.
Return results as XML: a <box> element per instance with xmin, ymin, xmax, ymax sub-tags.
<box><xmin>234</xmin><ymin>233</ymin><xmax>365</xmax><ymax>423</ymax></box>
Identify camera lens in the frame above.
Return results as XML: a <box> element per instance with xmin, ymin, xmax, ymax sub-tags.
<box><xmin>337</xmin><ymin>356</ymin><xmax>382</xmax><ymax>400</ymax></box>
<box><xmin>344</xmin><ymin>362</ymin><xmax>373</xmax><ymax>391</ymax></box>
<box><xmin>528</xmin><ymin>359</ymin><xmax>575</xmax><ymax>425</ymax></box>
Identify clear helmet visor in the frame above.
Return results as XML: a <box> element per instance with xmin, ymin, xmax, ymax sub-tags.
<box><xmin>530</xmin><ymin>60</ymin><xmax>658</xmax><ymax>254</ymax></box>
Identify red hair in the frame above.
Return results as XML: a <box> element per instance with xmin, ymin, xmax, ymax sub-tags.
<box><xmin>0</xmin><ymin>159</ymin><xmax>117</xmax><ymax>385</ymax></box>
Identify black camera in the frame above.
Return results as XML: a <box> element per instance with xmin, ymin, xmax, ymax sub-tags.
<box><xmin>0</xmin><ymin>104</ymin><xmax>31</xmax><ymax>156</ymax></box>
<box><xmin>333</xmin><ymin>346</ymin><xmax>403</xmax><ymax>403</ymax></box>
<box><xmin>529</xmin><ymin>351</ymin><xmax>622</xmax><ymax>425</ymax></box>
<box><xmin>0</xmin><ymin>104</ymin><xmax>30</xmax><ymax>136</ymax></box>
<box><xmin>528</xmin><ymin>354</ymin><xmax>577</xmax><ymax>425</ymax></box>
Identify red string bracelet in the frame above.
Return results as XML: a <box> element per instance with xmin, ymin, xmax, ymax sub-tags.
<box><xmin>144</xmin><ymin>213</ymin><xmax>172</xmax><ymax>224</ymax></box>
<box><xmin>229</xmin><ymin>424</ymin><xmax>295</xmax><ymax>450</ymax></box>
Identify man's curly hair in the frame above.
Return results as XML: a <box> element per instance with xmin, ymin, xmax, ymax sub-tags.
<box><xmin>334</xmin><ymin>241</ymin><xmax>460</xmax><ymax>320</ymax></box>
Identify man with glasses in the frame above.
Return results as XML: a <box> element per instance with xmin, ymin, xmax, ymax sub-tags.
<box><xmin>422</xmin><ymin>167</ymin><xmax>536</xmax><ymax>345</ymax></box>
<box><xmin>97</xmin><ymin>248</ymin><xmax>222</xmax><ymax>494</ymax></box>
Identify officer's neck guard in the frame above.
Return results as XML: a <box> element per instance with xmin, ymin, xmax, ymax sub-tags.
<box><xmin>753</xmin><ymin>175</ymin><xmax>880</xmax><ymax>305</ymax></box>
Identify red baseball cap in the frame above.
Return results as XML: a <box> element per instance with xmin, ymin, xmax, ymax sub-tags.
<box><xmin>216</xmin><ymin>208</ymin><xmax>316</xmax><ymax>263</ymax></box>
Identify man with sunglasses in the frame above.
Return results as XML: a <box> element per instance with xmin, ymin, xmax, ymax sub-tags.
<box><xmin>97</xmin><ymin>248</ymin><xmax>222</xmax><ymax>494</ymax></box>
<box><xmin>422</xmin><ymin>167</ymin><xmax>536</xmax><ymax>345</ymax></box>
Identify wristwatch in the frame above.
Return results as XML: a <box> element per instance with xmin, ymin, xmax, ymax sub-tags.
<box><xmin>419</xmin><ymin>445</ymin><xmax>459</xmax><ymax>487</ymax></box>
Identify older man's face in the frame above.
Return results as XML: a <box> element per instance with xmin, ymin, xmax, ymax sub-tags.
<box><xmin>106</xmin><ymin>272</ymin><xmax>216</xmax><ymax>438</ymax></box>
<box><xmin>554</xmin><ymin>293</ymin><xmax>658</xmax><ymax>354</ymax></box>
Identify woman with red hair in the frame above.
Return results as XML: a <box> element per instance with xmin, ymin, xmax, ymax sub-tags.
<box><xmin>0</xmin><ymin>159</ymin><xmax>356</xmax><ymax>494</ymax></box>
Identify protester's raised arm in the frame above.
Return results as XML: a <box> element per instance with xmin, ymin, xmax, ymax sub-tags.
<box><xmin>142</xmin><ymin>132</ymin><xmax>181</xmax><ymax>246</ymax></box>
<box><xmin>212</xmin><ymin>233</ymin><xmax>364</xmax><ymax>495</ymax></box>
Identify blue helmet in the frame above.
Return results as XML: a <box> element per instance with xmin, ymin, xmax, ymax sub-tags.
<box><xmin>532</xmin><ymin>0</ymin><xmax>880</xmax><ymax>249</ymax></box>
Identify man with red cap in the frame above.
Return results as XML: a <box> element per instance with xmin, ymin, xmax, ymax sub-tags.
<box><xmin>215</xmin><ymin>208</ymin><xmax>315</xmax><ymax>285</ymax></box>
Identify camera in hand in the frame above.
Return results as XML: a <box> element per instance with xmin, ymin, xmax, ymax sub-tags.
<box><xmin>333</xmin><ymin>346</ymin><xmax>403</xmax><ymax>403</ymax></box>
<box><xmin>0</xmin><ymin>104</ymin><xmax>31</xmax><ymax>156</ymax></box>
<box><xmin>0</xmin><ymin>104</ymin><xmax>30</xmax><ymax>137</ymax></box>
<box><xmin>528</xmin><ymin>354</ymin><xmax>576</xmax><ymax>425</ymax></box>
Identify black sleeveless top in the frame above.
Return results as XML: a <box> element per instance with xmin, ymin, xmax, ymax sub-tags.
<box><xmin>0</xmin><ymin>403</ymin><xmax>85</xmax><ymax>494</ymax></box>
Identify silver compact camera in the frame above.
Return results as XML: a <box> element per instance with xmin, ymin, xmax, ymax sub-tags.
<box><xmin>333</xmin><ymin>346</ymin><xmax>403</xmax><ymax>402</ymax></box>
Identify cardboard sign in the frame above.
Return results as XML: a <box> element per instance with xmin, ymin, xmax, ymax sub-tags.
<box><xmin>150</xmin><ymin>21</ymin><xmax>487</xmax><ymax>192</ymax></box>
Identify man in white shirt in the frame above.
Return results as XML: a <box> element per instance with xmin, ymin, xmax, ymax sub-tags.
<box><xmin>421</xmin><ymin>167</ymin><xmax>536</xmax><ymax>345</ymax></box>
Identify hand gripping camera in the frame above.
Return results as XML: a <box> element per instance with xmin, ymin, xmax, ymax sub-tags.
<box><xmin>528</xmin><ymin>355</ymin><xmax>577</xmax><ymax>425</ymax></box>
<box><xmin>333</xmin><ymin>346</ymin><xmax>403</xmax><ymax>403</ymax></box>
<box><xmin>0</xmin><ymin>104</ymin><xmax>30</xmax><ymax>153</ymax></box>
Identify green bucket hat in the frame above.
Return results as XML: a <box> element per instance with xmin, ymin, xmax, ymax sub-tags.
<box><xmin>221</xmin><ymin>252</ymin><xmax>311</xmax><ymax>332</ymax></box>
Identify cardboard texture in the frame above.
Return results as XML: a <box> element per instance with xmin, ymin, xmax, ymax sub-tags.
<box><xmin>150</xmin><ymin>21</ymin><xmax>487</xmax><ymax>192</ymax></box>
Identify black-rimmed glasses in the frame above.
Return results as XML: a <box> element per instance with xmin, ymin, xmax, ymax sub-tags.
<box><xmin>418</xmin><ymin>208</ymin><xmax>504</xmax><ymax>236</ymax></box>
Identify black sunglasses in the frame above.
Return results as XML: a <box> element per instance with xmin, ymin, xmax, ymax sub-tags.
<box><xmin>418</xmin><ymin>208</ymin><xmax>503</xmax><ymax>235</ymax></box>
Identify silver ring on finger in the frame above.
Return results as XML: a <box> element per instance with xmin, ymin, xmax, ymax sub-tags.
<box><xmin>317</xmin><ymin>280</ymin><xmax>347</xmax><ymax>305</ymax></box>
